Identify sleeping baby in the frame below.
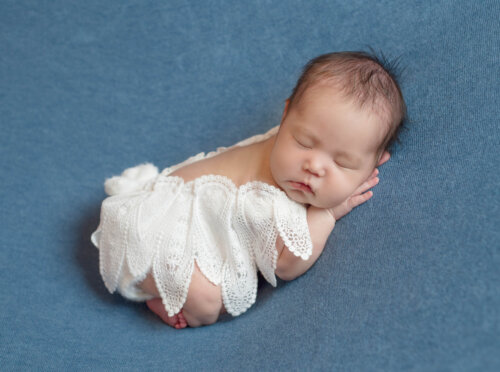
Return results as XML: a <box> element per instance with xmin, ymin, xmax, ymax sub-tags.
<box><xmin>91</xmin><ymin>50</ymin><xmax>407</xmax><ymax>329</ymax></box>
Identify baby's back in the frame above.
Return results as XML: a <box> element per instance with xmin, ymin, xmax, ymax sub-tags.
<box><xmin>169</xmin><ymin>134</ymin><xmax>277</xmax><ymax>188</ymax></box>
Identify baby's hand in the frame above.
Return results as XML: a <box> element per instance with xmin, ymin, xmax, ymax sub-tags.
<box><xmin>329</xmin><ymin>151</ymin><xmax>390</xmax><ymax>221</ymax></box>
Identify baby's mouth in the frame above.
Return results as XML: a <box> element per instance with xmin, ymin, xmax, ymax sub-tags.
<box><xmin>289</xmin><ymin>181</ymin><xmax>313</xmax><ymax>194</ymax></box>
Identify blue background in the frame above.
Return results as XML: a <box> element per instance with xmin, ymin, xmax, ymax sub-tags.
<box><xmin>1</xmin><ymin>0</ymin><xmax>499</xmax><ymax>370</ymax></box>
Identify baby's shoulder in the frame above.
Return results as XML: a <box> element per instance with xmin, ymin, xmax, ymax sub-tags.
<box><xmin>162</xmin><ymin>126</ymin><xmax>279</xmax><ymax>186</ymax></box>
<box><xmin>168</xmin><ymin>141</ymin><xmax>265</xmax><ymax>186</ymax></box>
<box><xmin>167</xmin><ymin>146</ymin><xmax>238</xmax><ymax>184</ymax></box>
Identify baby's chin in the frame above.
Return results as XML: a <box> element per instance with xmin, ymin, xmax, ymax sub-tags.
<box><xmin>285</xmin><ymin>191</ymin><xmax>336</xmax><ymax>210</ymax></box>
<box><xmin>307</xmin><ymin>201</ymin><xmax>337</xmax><ymax>209</ymax></box>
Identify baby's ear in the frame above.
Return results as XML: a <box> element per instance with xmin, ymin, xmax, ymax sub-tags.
<box><xmin>377</xmin><ymin>151</ymin><xmax>391</xmax><ymax>166</ymax></box>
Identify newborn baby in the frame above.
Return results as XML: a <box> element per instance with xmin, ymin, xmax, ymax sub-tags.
<box><xmin>91</xmin><ymin>51</ymin><xmax>407</xmax><ymax>329</ymax></box>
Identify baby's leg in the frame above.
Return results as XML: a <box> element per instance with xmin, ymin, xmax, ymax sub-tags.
<box><xmin>140</xmin><ymin>262</ymin><xmax>225</xmax><ymax>329</ymax></box>
<box><xmin>179</xmin><ymin>262</ymin><xmax>225</xmax><ymax>327</ymax></box>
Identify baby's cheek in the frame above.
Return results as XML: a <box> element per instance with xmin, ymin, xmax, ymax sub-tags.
<box><xmin>326</xmin><ymin>184</ymin><xmax>353</xmax><ymax>207</ymax></box>
<box><xmin>326</xmin><ymin>195</ymin><xmax>346</xmax><ymax>209</ymax></box>
<box><xmin>274</xmin><ymin>153</ymin><xmax>292</xmax><ymax>179</ymax></box>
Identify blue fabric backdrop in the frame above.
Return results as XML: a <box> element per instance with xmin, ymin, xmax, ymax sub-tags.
<box><xmin>1</xmin><ymin>0</ymin><xmax>499</xmax><ymax>370</ymax></box>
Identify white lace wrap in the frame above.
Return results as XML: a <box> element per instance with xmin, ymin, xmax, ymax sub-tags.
<box><xmin>90</xmin><ymin>126</ymin><xmax>313</xmax><ymax>317</ymax></box>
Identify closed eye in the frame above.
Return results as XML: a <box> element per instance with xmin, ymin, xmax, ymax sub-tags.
<box><xmin>334</xmin><ymin>159</ymin><xmax>355</xmax><ymax>170</ymax></box>
<box><xmin>294</xmin><ymin>136</ymin><xmax>311</xmax><ymax>149</ymax></box>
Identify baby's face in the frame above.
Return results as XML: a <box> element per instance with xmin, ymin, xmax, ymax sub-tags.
<box><xmin>270</xmin><ymin>85</ymin><xmax>385</xmax><ymax>209</ymax></box>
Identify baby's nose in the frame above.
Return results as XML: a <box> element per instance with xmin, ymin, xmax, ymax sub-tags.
<box><xmin>304</xmin><ymin>160</ymin><xmax>325</xmax><ymax>177</ymax></box>
<box><xmin>311</xmin><ymin>168</ymin><xmax>326</xmax><ymax>177</ymax></box>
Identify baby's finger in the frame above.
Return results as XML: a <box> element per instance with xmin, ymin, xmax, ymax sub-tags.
<box><xmin>349</xmin><ymin>190</ymin><xmax>374</xmax><ymax>209</ymax></box>
<box><xmin>356</xmin><ymin>169</ymin><xmax>378</xmax><ymax>191</ymax></box>
<box><xmin>366</xmin><ymin>168</ymin><xmax>379</xmax><ymax>181</ymax></box>
<box><xmin>354</xmin><ymin>176</ymin><xmax>379</xmax><ymax>195</ymax></box>
<box><xmin>377</xmin><ymin>151</ymin><xmax>391</xmax><ymax>166</ymax></box>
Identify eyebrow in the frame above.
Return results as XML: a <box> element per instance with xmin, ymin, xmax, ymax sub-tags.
<box><xmin>298</xmin><ymin>127</ymin><xmax>363</xmax><ymax>166</ymax></box>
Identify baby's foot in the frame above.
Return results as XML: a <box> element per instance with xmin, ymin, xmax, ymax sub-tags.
<box><xmin>146</xmin><ymin>298</ymin><xmax>187</xmax><ymax>329</ymax></box>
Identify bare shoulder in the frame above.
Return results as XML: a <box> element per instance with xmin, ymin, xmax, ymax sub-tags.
<box><xmin>168</xmin><ymin>144</ymin><xmax>251</xmax><ymax>184</ymax></box>
<box><xmin>169</xmin><ymin>135</ymin><xmax>273</xmax><ymax>186</ymax></box>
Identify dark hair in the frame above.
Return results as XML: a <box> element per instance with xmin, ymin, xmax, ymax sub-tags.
<box><xmin>288</xmin><ymin>50</ymin><xmax>407</xmax><ymax>153</ymax></box>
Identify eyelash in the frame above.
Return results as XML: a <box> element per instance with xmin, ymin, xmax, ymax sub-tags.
<box><xmin>335</xmin><ymin>161</ymin><xmax>351</xmax><ymax>169</ymax></box>
<box><xmin>295</xmin><ymin>137</ymin><xmax>311</xmax><ymax>149</ymax></box>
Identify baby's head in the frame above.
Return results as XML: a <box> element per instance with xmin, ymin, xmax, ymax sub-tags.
<box><xmin>270</xmin><ymin>51</ymin><xmax>407</xmax><ymax>209</ymax></box>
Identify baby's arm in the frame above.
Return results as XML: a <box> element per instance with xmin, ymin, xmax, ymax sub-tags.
<box><xmin>275</xmin><ymin>206</ymin><xmax>336</xmax><ymax>281</ymax></box>
<box><xmin>275</xmin><ymin>167</ymin><xmax>381</xmax><ymax>281</ymax></box>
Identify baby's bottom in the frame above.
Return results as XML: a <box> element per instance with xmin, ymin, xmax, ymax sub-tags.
<box><xmin>140</xmin><ymin>262</ymin><xmax>226</xmax><ymax>329</ymax></box>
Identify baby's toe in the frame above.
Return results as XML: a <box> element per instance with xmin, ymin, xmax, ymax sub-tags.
<box><xmin>177</xmin><ymin>312</ymin><xmax>188</xmax><ymax>329</ymax></box>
